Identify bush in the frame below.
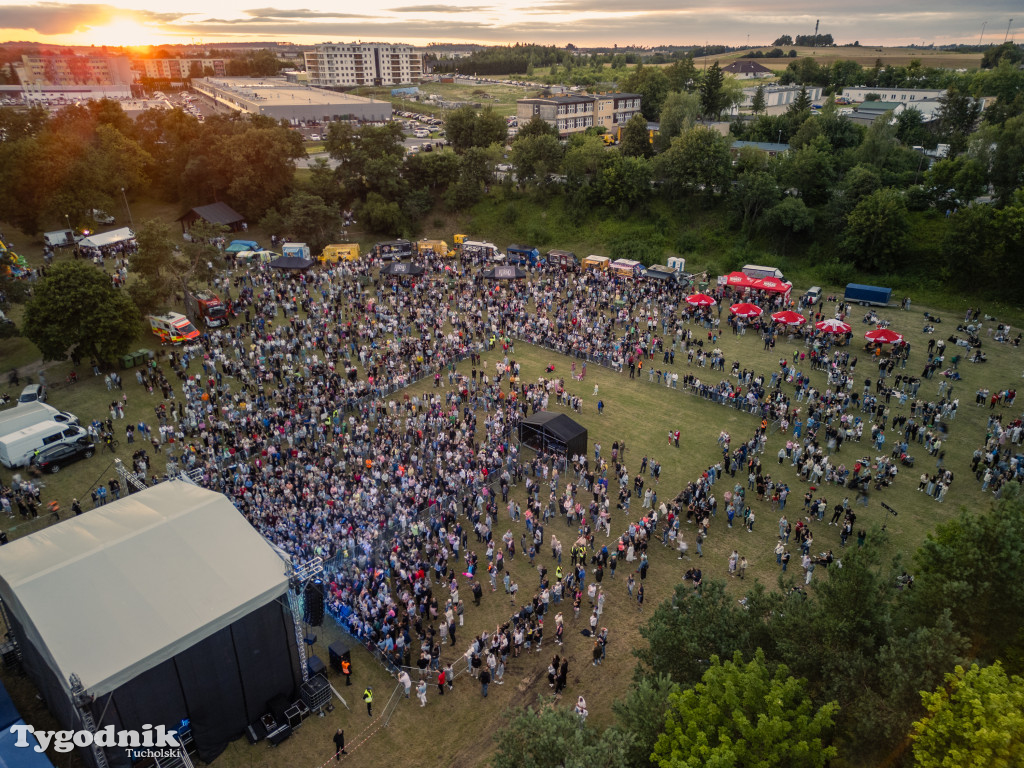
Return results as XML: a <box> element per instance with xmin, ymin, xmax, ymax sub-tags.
<box><xmin>817</xmin><ymin>257</ymin><xmax>858</xmax><ymax>286</ymax></box>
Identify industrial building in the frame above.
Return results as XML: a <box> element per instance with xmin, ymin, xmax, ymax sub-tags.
<box><xmin>191</xmin><ymin>77</ymin><xmax>392</xmax><ymax>123</ymax></box>
<box><xmin>303</xmin><ymin>43</ymin><xmax>423</xmax><ymax>87</ymax></box>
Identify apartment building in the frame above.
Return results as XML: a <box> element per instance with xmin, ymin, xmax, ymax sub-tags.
<box><xmin>516</xmin><ymin>92</ymin><xmax>641</xmax><ymax>138</ymax></box>
<box><xmin>303</xmin><ymin>44</ymin><xmax>423</xmax><ymax>87</ymax></box>
<box><xmin>17</xmin><ymin>53</ymin><xmax>134</xmax><ymax>86</ymax></box>
<box><xmin>133</xmin><ymin>58</ymin><xmax>228</xmax><ymax>81</ymax></box>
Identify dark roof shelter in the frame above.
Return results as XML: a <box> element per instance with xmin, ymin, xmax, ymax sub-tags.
<box><xmin>517</xmin><ymin>412</ymin><xmax>587</xmax><ymax>458</ymax></box>
<box><xmin>269</xmin><ymin>256</ymin><xmax>315</xmax><ymax>272</ymax></box>
<box><xmin>178</xmin><ymin>202</ymin><xmax>246</xmax><ymax>233</ymax></box>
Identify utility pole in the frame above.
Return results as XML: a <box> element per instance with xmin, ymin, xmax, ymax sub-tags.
<box><xmin>813</xmin><ymin>19</ymin><xmax>819</xmax><ymax>47</ymax></box>
<box><xmin>979</xmin><ymin>20</ymin><xmax>988</xmax><ymax>46</ymax></box>
<box><xmin>1005</xmin><ymin>19</ymin><xmax>1014</xmax><ymax>43</ymax></box>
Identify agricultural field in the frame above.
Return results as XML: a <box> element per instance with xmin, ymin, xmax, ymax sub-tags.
<box><xmin>691</xmin><ymin>46</ymin><xmax>984</xmax><ymax>71</ymax></box>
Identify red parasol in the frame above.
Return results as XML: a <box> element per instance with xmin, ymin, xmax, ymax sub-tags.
<box><xmin>815</xmin><ymin>318</ymin><xmax>852</xmax><ymax>334</ymax></box>
<box><xmin>865</xmin><ymin>328</ymin><xmax>904</xmax><ymax>344</ymax></box>
<box><xmin>771</xmin><ymin>310</ymin><xmax>807</xmax><ymax>325</ymax></box>
<box><xmin>686</xmin><ymin>293</ymin><xmax>716</xmax><ymax>307</ymax></box>
<box><xmin>730</xmin><ymin>302</ymin><xmax>763</xmax><ymax>318</ymax></box>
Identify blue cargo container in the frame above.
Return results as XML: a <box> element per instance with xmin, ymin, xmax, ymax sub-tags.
<box><xmin>844</xmin><ymin>283</ymin><xmax>892</xmax><ymax>306</ymax></box>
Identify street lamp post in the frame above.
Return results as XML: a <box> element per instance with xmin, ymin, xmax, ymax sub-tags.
<box><xmin>121</xmin><ymin>187</ymin><xmax>135</xmax><ymax>231</ymax></box>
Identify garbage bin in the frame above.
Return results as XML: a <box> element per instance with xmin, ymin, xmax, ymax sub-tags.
<box><xmin>120</xmin><ymin>354</ymin><xmax>135</xmax><ymax>370</ymax></box>
<box><xmin>133</xmin><ymin>350</ymin><xmax>148</xmax><ymax>366</ymax></box>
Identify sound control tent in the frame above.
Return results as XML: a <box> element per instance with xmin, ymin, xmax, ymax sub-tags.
<box><xmin>517</xmin><ymin>412</ymin><xmax>587</xmax><ymax>457</ymax></box>
<box><xmin>0</xmin><ymin>482</ymin><xmax>301</xmax><ymax>768</ymax></box>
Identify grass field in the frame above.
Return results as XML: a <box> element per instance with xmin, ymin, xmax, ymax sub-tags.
<box><xmin>1</xmin><ymin>224</ymin><xmax>1021</xmax><ymax>768</ymax></box>
<box><xmin>357</xmin><ymin>80</ymin><xmax>535</xmax><ymax>119</ymax></box>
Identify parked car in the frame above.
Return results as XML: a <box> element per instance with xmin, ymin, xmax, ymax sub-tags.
<box><xmin>31</xmin><ymin>437</ymin><xmax>95</xmax><ymax>473</ymax></box>
<box><xmin>804</xmin><ymin>286</ymin><xmax>823</xmax><ymax>305</ymax></box>
<box><xmin>18</xmin><ymin>384</ymin><xmax>46</xmax><ymax>403</ymax></box>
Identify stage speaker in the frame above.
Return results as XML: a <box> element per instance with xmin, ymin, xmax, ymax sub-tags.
<box><xmin>329</xmin><ymin>640</ymin><xmax>351</xmax><ymax>672</ymax></box>
<box><xmin>307</xmin><ymin>655</ymin><xmax>326</xmax><ymax>678</ymax></box>
<box><xmin>267</xmin><ymin>723</ymin><xmax>291</xmax><ymax>747</ymax></box>
<box><xmin>304</xmin><ymin>579</ymin><xmax>324</xmax><ymax>626</ymax></box>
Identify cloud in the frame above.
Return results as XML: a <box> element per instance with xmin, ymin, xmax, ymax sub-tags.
<box><xmin>243</xmin><ymin>7</ymin><xmax>371</xmax><ymax>19</ymax></box>
<box><xmin>168</xmin><ymin>19</ymin><xmax>493</xmax><ymax>38</ymax></box>
<box><xmin>0</xmin><ymin>3</ymin><xmax>184</xmax><ymax>35</ymax></box>
<box><xmin>389</xmin><ymin>4</ymin><xmax>491</xmax><ymax>11</ymax></box>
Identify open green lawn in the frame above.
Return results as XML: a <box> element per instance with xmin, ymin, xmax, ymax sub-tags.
<box><xmin>1</xmin><ymin>230</ymin><xmax>1021</xmax><ymax>767</ymax></box>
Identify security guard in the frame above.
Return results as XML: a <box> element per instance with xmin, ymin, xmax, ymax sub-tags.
<box><xmin>362</xmin><ymin>686</ymin><xmax>373</xmax><ymax>717</ymax></box>
<box><xmin>341</xmin><ymin>657</ymin><xmax>352</xmax><ymax>686</ymax></box>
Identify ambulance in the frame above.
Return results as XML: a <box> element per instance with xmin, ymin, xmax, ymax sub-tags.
<box><xmin>148</xmin><ymin>312</ymin><xmax>201</xmax><ymax>345</ymax></box>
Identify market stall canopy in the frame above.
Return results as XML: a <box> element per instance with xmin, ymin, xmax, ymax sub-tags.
<box><xmin>816</xmin><ymin>318</ymin><xmax>852</xmax><ymax>333</ymax></box>
<box><xmin>730</xmin><ymin>302</ymin><xmax>763</xmax><ymax>318</ymax></box>
<box><xmin>381</xmin><ymin>262</ymin><xmax>425</xmax><ymax>276</ymax></box>
<box><xmin>483</xmin><ymin>265</ymin><xmax>527</xmax><ymax>279</ymax></box>
<box><xmin>268</xmin><ymin>256</ymin><xmax>314</xmax><ymax>272</ymax></box>
<box><xmin>771</xmin><ymin>310</ymin><xmax>807</xmax><ymax>325</ymax></box>
<box><xmin>722</xmin><ymin>271</ymin><xmax>793</xmax><ymax>296</ymax></box>
<box><xmin>686</xmin><ymin>292</ymin><xmax>716</xmax><ymax>307</ymax></box>
<box><xmin>225</xmin><ymin>239</ymin><xmax>260</xmax><ymax>253</ymax></box>
<box><xmin>78</xmin><ymin>227</ymin><xmax>135</xmax><ymax>249</ymax></box>
<box><xmin>865</xmin><ymin>328</ymin><xmax>904</xmax><ymax>344</ymax></box>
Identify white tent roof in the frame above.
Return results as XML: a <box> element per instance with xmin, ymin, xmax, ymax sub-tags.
<box><xmin>0</xmin><ymin>482</ymin><xmax>288</xmax><ymax>696</ymax></box>
<box><xmin>78</xmin><ymin>227</ymin><xmax>135</xmax><ymax>249</ymax></box>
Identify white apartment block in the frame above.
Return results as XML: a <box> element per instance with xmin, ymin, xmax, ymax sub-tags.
<box><xmin>303</xmin><ymin>44</ymin><xmax>423</xmax><ymax>87</ymax></box>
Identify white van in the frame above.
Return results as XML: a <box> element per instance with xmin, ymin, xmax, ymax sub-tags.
<box><xmin>0</xmin><ymin>422</ymin><xmax>87</xmax><ymax>469</ymax></box>
<box><xmin>0</xmin><ymin>403</ymin><xmax>79</xmax><ymax>440</ymax></box>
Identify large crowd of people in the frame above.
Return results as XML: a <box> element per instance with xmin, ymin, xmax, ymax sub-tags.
<box><xmin>5</xmin><ymin>247</ymin><xmax>1016</xmax><ymax>712</ymax></box>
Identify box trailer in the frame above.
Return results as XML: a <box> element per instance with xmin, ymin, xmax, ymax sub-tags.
<box><xmin>742</xmin><ymin>264</ymin><xmax>784</xmax><ymax>280</ymax></box>
<box><xmin>844</xmin><ymin>283</ymin><xmax>892</xmax><ymax>307</ymax></box>
<box><xmin>582</xmin><ymin>255</ymin><xmax>610</xmax><ymax>271</ymax></box>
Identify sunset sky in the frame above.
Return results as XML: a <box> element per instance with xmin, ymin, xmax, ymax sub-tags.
<box><xmin>0</xmin><ymin>0</ymin><xmax>1018</xmax><ymax>49</ymax></box>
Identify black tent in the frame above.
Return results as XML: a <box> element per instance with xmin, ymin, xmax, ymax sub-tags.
<box><xmin>517</xmin><ymin>412</ymin><xmax>587</xmax><ymax>457</ymax></box>
<box><xmin>381</xmin><ymin>262</ymin><xmax>425</xmax><ymax>276</ymax></box>
<box><xmin>0</xmin><ymin>483</ymin><xmax>302</xmax><ymax>768</ymax></box>
<box><xmin>483</xmin><ymin>265</ymin><xmax>527</xmax><ymax>279</ymax></box>
<box><xmin>269</xmin><ymin>256</ymin><xmax>315</xmax><ymax>272</ymax></box>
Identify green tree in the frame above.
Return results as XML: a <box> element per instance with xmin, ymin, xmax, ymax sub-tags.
<box><xmin>936</xmin><ymin>86</ymin><xmax>982</xmax><ymax>157</ymax></box>
<box><xmin>698</xmin><ymin>62</ymin><xmax>727</xmax><ymax>120</ymax></box>
<box><xmin>780</xmin><ymin>136</ymin><xmax>836</xmax><ymax>206</ymax></box>
<box><xmin>652</xmin><ymin>650</ymin><xmax>839</xmax><ymax>768</ymax></box>
<box><xmin>911</xmin><ymin>663</ymin><xmax>1024</xmax><ymax>768</ymax></box>
<box><xmin>840</xmin><ymin>187</ymin><xmax>909</xmax><ymax>271</ymax></box>
<box><xmin>654</xmin><ymin>126</ymin><xmax>732</xmax><ymax>198</ymax></box>
<box><xmin>763</xmin><ymin>196</ymin><xmax>815</xmax><ymax>250</ymax></box>
<box><xmin>612</xmin><ymin>674</ymin><xmax>679</xmax><ymax>768</ymax></box>
<box><xmin>443</xmin><ymin>105</ymin><xmax>506</xmax><ymax>153</ymax></box>
<box><xmin>988</xmin><ymin>114</ymin><xmax>1024</xmax><ymax>205</ymax></box>
<box><xmin>492</xmin><ymin>706</ymin><xmax>631</xmax><ymax>768</ymax></box>
<box><xmin>260</xmin><ymin>191</ymin><xmax>343</xmax><ymax>254</ymax></box>
<box><xmin>787</xmin><ymin>86</ymin><xmax>813</xmax><ymax>118</ymax></box>
<box><xmin>22</xmin><ymin>261</ymin><xmax>142</xmax><ymax>363</ymax></box>
<box><xmin>619</xmin><ymin>113</ymin><xmax>653</xmax><ymax>158</ymax></box>
<box><xmin>620</xmin><ymin>66</ymin><xmax>671</xmax><ymax>121</ymax></box>
<box><xmin>656</xmin><ymin>91</ymin><xmax>701</xmax><ymax>151</ymax></box>
<box><xmin>664</xmin><ymin>58</ymin><xmax>698</xmax><ymax>92</ymax></box>
<box><xmin>733</xmin><ymin>170</ymin><xmax>781</xmax><ymax>231</ymax></box>
<box><xmin>514</xmin><ymin>114</ymin><xmax>559</xmax><ymax>142</ymax></box>
<box><xmin>635</xmin><ymin>580</ymin><xmax>775</xmax><ymax>685</ymax></box>
<box><xmin>509</xmin><ymin>133</ymin><xmax>564</xmax><ymax>185</ymax></box>
<box><xmin>908</xmin><ymin>487</ymin><xmax>1024</xmax><ymax>665</ymax></box>
<box><xmin>598</xmin><ymin>154</ymin><xmax>651</xmax><ymax>216</ymax></box>
<box><xmin>894</xmin><ymin>107</ymin><xmax>932</xmax><ymax>148</ymax></box>
<box><xmin>751</xmin><ymin>84</ymin><xmax>767</xmax><ymax>115</ymax></box>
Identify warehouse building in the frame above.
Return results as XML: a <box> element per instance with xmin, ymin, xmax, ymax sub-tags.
<box><xmin>191</xmin><ymin>77</ymin><xmax>392</xmax><ymax>123</ymax></box>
